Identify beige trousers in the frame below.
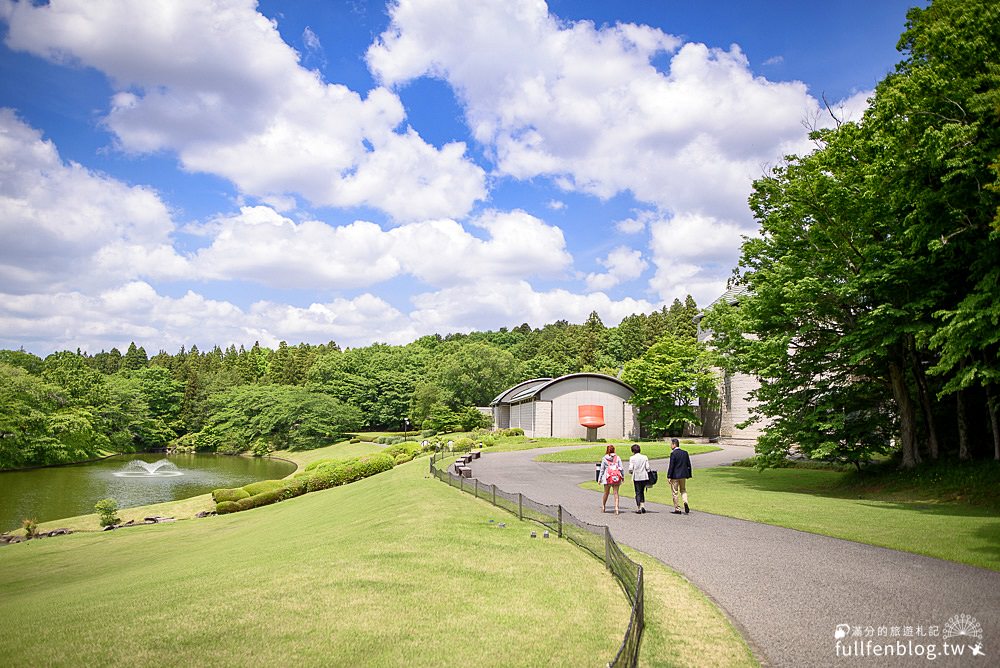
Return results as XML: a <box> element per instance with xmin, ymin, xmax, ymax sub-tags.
<box><xmin>669</xmin><ymin>478</ymin><xmax>688</xmax><ymax>509</ymax></box>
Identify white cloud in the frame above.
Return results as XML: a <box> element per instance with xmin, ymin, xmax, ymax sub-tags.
<box><xmin>0</xmin><ymin>282</ymin><xmax>412</xmax><ymax>353</ymax></box>
<box><xmin>188</xmin><ymin>206</ymin><xmax>571</xmax><ymax>290</ymax></box>
<box><xmin>1</xmin><ymin>0</ymin><xmax>485</xmax><ymax>221</ymax></box>
<box><xmin>615</xmin><ymin>209</ymin><xmax>659</xmax><ymax>234</ymax></box>
<box><xmin>367</xmin><ymin>0</ymin><xmax>840</xmax><ymax>222</ymax></box>
<box><xmin>409</xmin><ymin>279</ymin><xmax>656</xmax><ymax>334</ymax></box>
<box><xmin>647</xmin><ymin>212</ymin><xmax>750</xmax><ymax>305</ymax></box>
<box><xmin>585</xmin><ymin>246</ymin><xmax>648</xmax><ymax>291</ymax></box>
<box><xmin>547</xmin><ymin>199</ymin><xmax>566</xmax><ymax>210</ymax></box>
<box><xmin>0</xmin><ymin>109</ymin><xmax>188</xmax><ymax>294</ymax></box>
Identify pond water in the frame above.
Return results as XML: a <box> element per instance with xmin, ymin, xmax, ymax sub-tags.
<box><xmin>0</xmin><ymin>453</ymin><xmax>296</xmax><ymax>532</ymax></box>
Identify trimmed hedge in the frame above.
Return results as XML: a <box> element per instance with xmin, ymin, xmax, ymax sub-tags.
<box><xmin>244</xmin><ymin>479</ymin><xmax>287</xmax><ymax>496</ymax></box>
<box><xmin>216</xmin><ymin>501</ymin><xmax>240</xmax><ymax>514</ymax></box>
<box><xmin>214</xmin><ymin>454</ymin><xmax>396</xmax><ymax>514</ymax></box>
<box><xmin>213</xmin><ymin>487</ymin><xmax>251</xmax><ymax>504</ymax></box>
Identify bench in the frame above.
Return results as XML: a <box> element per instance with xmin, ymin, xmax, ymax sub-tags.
<box><xmin>459</xmin><ymin>466</ymin><xmax>473</xmax><ymax>478</ymax></box>
<box><xmin>470</xmin><ymin>450</ymin><xmax>482</xmax><ymax>459</ymax></box>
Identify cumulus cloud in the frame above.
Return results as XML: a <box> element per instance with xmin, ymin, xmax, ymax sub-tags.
<box><xmin>188</xmin><ymin>206</ymin><xmax>571</xmax><ymax>289</ymax></box>
<box><xmin>0</xmin><ymin>109</ymin><xmax>188</xmax><ymax>294</ymax></box>
<box><xmin>367</xmin><ymin>0</ymin><xmax>836</xmax><ymax>220</ymax></box>
<box><xmin>0</xmin><ymin>282</ymin><xmax>413</xmax><ymax>353</ymax></box>
<box><xmin>1</xmin><ymin>0</ymin><xmax>485</xmax><ymax>220</ymax></box>
<box><xmin>585</xmin><ymin>247</ymin><xmax>648</xmax><ymax>291</ymax></box>
<box><xmin>648</xmin><ymin>212</ymin><xmax>751</xmax><ymax>304</ymax></box>
<box><xmin>366</xmin><ymin>0</ymin><xmax>868</xmax><ymax>304</ymax></box>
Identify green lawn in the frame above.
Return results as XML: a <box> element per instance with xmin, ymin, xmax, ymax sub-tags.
<box><xmin>272</xmin><ymin>439</ymin><xmax>386</xmax><ymax>468</ymax></box>
<box><xmin>585</xmin><ymin>466</ymin><xmax>1000</xmax><ymax>571</ymax></box>
<box><xmin>536</xmin><ymin>443</ymin><xmax>720</xmax><ymax>463</ymax></box>
<box><xmin>1</xmin><ymin>460</ymin><xmax>630</xmax><ymax>667</ymax></box>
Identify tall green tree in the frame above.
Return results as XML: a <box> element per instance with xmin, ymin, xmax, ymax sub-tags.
<box><xmin>621</xmin><ymin>334</ymin><xmax>717</xmax><ymax>436</ymax></box>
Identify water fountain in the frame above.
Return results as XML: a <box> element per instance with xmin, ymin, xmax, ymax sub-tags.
<box><xmin>112</xmin><ymin>459</ymin><xmax>184</xmax><ymax>478</ymax></box>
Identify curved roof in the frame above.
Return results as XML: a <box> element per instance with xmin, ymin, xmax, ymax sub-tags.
<box><xmin>489</xmin><ymin>377</ymin><xmax>552</xmax><ymax>406</ymax></box>
<box><xmin>493</xmin><ymin>373</ymin><xmax>635</xmax><ymax>405</ymax></box>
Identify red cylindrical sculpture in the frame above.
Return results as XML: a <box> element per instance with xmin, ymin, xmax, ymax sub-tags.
<box><xmin>578</xmin><ymin>404</ymin><xmax>605</xmax><ymax>429</ymax></box>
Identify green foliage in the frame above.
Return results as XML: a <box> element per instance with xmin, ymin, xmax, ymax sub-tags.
<box><xmin>215</xmin><ymin>501</ymin><xmax>239</xmax><ymax>514</ymax></box>
<box><xmin>452</xmin><ymin>437</ymin><xmax>475</xmax><ymax>452</ymax></box>
<box><xmin>243</xmin><ymin>480</ymin><xmax>287</xmax><ymax>496</ymax></box>
<box><xmin>304</xmin><ymin>454</ymin><xmax>395</xmax><ymax>493</ymax></box>
<box><xmin>704</xmin><ymin>0</ymin><xmax>1000</xmax><ymax>467</ymax></box>
<box><xmin>197</xmin><ymin>385</ymin><xmax>362</xmax><ymax>454</ymax></box>
<box><xmin>499</xmin><ymin>428</ymin><xmax>524</xmax><ymax>437</ymax></box>
<box><xmin>94</xmin><ymin>498</ymin><xmax>120</xmax><ymax>527</ymax></box>
<box><xmin>21</xmin><ymin>518</ymin><xmax>39</xmax><ymax>539</ymax></box>
<box><xmin>622</xmin><ymin>334</ymin><xmax>718</xmax><ymax>436</ymax></box>
<box><xmin>212</xmin><ymin>488</ymin><xmax>251</xmax><ymax>504</ymax></box>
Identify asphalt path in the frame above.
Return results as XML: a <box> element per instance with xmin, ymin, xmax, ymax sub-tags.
<box><xmin>466</xmin><ymin>444</ymin><xmax>1000</xmax><ymax>667</ymax></box>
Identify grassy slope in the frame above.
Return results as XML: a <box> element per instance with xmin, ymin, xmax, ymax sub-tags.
<box><xmin>536</xmin><ymin>443</ymin><xmax>720</xmax><ymax>463</ymax></box>
<box><xmin>272</xmin><ymin>439</ymin><xmax>386</xmax><ymax>468</ymax></box>
<box><xmin>633</xmin><ymin>549</ymin><xmax>757</xmax><ymax>667</ymax></box>
<box><xmin>1</xmin><ymin>460</ymin><xmax>630</xmax><ymax>667</ymax></box>
<box><xmin>585</xmin><ymin>466</ymin><xmax>1000</xmax><ymax>571</ymax></box>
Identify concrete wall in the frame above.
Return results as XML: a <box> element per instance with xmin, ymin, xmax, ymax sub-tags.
<box><xmin>538</xmin><ymin>376</ymin><xmax>637</xmax><ymax>440</ymax></box>
<box><xmin>697</xmin><ymin>368</ymin><xmax>767</xmax><ymax>442</ymax></box>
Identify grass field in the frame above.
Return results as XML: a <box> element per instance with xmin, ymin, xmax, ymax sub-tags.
<box><xmin>535</xmin><ymin>443</ymin><xmax>720</xmax><ymax>463</ymax></box>
<box><xmin>584</xmin><ymin>465</ymin><xmax>1000</xmax><ymax>571</ymax></box>
<box><xmin>1</xmin><ymin>459</ymin><xmax>632</xmax><ymax>667</ymax></box>
<box><xmin>272</xmin><ymin>439</ymin><xmax>386</xmax><ymax>467</ymax></box>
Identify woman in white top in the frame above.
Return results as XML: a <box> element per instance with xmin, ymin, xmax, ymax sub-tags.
<box><xmin>628</xmin><ymin>443</ymin><xmax>651</xmax><ymax>514</ymax></box>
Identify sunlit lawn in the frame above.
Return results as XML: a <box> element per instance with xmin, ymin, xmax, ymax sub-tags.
<box><xmin>536</xmin><ymin>443</ymin><xmax>720</xmax><ymax>463</ymax></box>
<box><xmin>1</xmin><ymin>460</ymin><xmax>630</xmax><ymax>667</ymax></box>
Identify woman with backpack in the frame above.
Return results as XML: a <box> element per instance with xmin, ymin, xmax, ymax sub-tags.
<box><xmin>598</xmin><ymin>445</ymin><xmax>624</xmax><ymax>515</ymax></box>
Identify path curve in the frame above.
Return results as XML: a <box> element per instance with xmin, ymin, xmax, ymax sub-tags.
<box><xmin>468</xmin><ymin>445</ymin><xmax>1000</xmax><ymax>667</ymax></box>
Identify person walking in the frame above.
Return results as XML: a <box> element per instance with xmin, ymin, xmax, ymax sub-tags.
<box><xmin>598</xmin><ymin>445</ymin><xmax>624</xmax><ymax>515</ymax></box>
<box><xmin>666</xmin><ymin>437</ymin><xmax>692</xmax><ymax>515</ymax></box>
<box><xmin>627</xmin><ymin>443</ymin><xmax>650</xmax><ymax>514</ymax></box>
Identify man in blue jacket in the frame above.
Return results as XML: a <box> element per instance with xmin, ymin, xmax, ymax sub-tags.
<box><xmin>666</xmin><ymin>438</ymin><xmax>693</xmax><ymax>515</ymax></box>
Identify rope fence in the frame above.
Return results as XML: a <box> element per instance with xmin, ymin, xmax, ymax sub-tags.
<box><xmin>430</xmin><ymin>452</ymin><xmax>644</xmax><ymax>668</ymax></box>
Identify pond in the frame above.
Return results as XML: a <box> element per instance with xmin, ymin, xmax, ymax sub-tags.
<box><xmin>0</xmin><ymin>453</ymin><xmax>296</xmax><ymax>532</ymax></box>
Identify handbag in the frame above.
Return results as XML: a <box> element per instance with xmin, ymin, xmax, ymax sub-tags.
<box><xmin>647</xmin><ymin>469</ymin><xmax>658</xmax><ymax>486</ymax></box>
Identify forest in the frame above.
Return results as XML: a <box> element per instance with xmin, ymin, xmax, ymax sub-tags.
<box><xmin>0</xmin><ymin>298</ymin><xmax>702</xmax><ymax>469</ymax></box>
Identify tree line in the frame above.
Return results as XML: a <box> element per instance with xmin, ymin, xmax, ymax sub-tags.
<box><xmin>0</xmin><ymin>298</ymin><xmax>702</xmax><ymax>469</ymax></box>
<box><xmin>703</xmin><ymin>0</ymin><xmax>1000</xmax><ymax>468</ymax></box>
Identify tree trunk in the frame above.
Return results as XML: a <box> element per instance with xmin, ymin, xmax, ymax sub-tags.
<box><xmin>986</xmin><ymin>384</ymin><xmax>1000</xmax><ymax>462</ymax></box>
<box><xmin>907</xmin><ymin>337</ymin><xmax>939</xmax><ymax>460</ymax></box>
<box><xmin>956</xmin><ymin>389</ymin><xmax>970</xmax><ymax>461</ymax></box>
<box><xmin>888</xmin><ymin>354</ymin><xmax>920</xmax><ymax>469</ymax></box>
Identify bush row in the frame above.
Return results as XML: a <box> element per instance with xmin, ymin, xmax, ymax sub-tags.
<box><xmin>213</xmin><ymin>454</ymin><xmax>395</xmax><ymax>515</ymax></box>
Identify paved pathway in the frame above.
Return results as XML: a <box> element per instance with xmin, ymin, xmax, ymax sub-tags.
<box><xmin>467</xmin><ymin>445</ymin><xmax>1000</xmax><ymax>667</ymax></box>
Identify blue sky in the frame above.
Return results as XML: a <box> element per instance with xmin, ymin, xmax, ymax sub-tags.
<box><xmin>0</xmin><ymin>0</ymin><xmax>919</xmax><ymax>355</ymax></box>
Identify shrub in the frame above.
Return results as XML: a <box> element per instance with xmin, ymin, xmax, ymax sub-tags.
<box><xmin>420</xmin><ymin>429</ymin><xmax>437</xmax><ymax>437</ymax></box>
<box><xmin>280</xmin><ymin>478</ymin><xmax>308</xmax><ymax>499</ymax></box>
<box><xmin>249</xmin><ymin>439</ymin><xmax>274</xmax><ymax>457</ymax></box>
<box><xmin>22</xmin><ymin>518</ymin><xmax>39</xmax><ymax>538</ymax></box>
<box><xmin>94</xmin><ymin>499</ymin><xmax>120</xmax><ymax>527</ymax></box>
<box><xmin>383</xmin><ymin>442</ymin><xmax>421</xmax><ymax>459</ymax></box>
<box><xmin>243</xmin><ymin>479</ymin><xmax>286</xmax><ymax>496</ymax></box>
<box><xmin>349</xmin><ymin>437</ymin><xmax>361</xmax><ymax>443</ymax></box>
<box><xmin>500</xmin><ymin>428</ymin><xmax>524</xmax><ymax>437</ymax></box>
<box><xmin>215</xmin><ymin>501</ymin><xmax>239</xmax><ymax>514</ymax></box>
<box><xmin>212</xmin><ymin>487</ymin><xmax>251</xmax><ymax>503</ymax></box>
<box><xmin>452</xmin><ymin>437</ymin><xmax>475</xmax><ymax>452</ymax></box>
<box><xmin>394</xmin><ymin>452</ymin><xmax>413</xmax><ymax>464</ymax></box>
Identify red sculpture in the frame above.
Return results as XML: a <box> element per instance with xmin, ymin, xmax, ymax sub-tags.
<box><xmin>578</xmin><ymin>404</ymin><xmax>605</xmax><ymax>429</ymax></box>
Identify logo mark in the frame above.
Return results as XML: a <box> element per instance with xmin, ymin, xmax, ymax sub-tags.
<box><xmin>943</xmin><ymin>614</ymin><xmax>983</xmax><ymax>642</ymax></box>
